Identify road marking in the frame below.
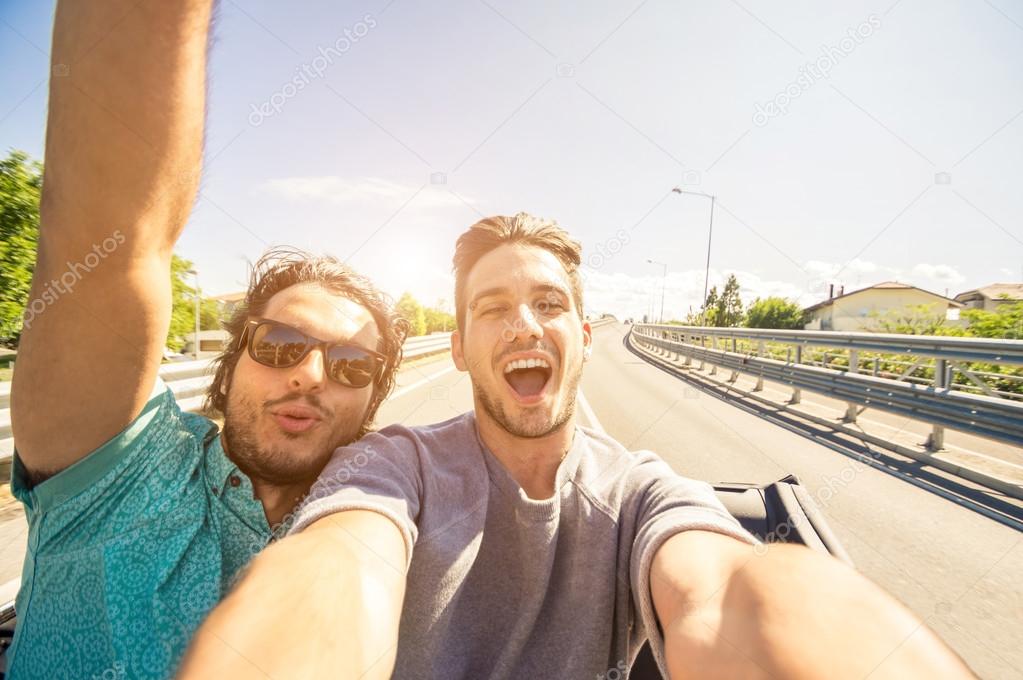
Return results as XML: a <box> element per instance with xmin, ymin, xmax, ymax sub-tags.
<box><xmin>577</xmin><ymin>389</ymin><xmax>606</xmax><ymax>435</ymax></box>
<box><xmin>389</xmin><ymin>364</ymin><xmax>456</xmax><ymax>400</ymax></box>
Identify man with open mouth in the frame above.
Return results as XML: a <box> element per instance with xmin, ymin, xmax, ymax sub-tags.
<box><xmin>180</xmin><ymin>214</ymin><xmax>973</xmax><ymax>679</ymax></box>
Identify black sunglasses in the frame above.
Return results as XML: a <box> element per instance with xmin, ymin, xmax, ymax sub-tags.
<box><xmin>238</xmin><ymin>318</ymin><xmax>387</xmax><ymax>389</ymax></box>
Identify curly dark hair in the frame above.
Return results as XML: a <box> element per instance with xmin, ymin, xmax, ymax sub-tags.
<box><xmin>205</xmin><ymin>247</ymin><xmax>409</xmax><ymax>438</ymax></box>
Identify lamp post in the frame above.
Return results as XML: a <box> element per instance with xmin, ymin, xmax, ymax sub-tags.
<box><xmin>671</xmin><ymin>187</ymin><xmax>715</xmax><ymax>326</ymax></box>
<box><xmin>647</xmin><ymin>259</ymin><xmax>667</xmax><ymax>323</ymax></box>
<box><xmin>186</xmin><ymin>269</ymin><xmax>200</xmax><ymax>359</ymax></box>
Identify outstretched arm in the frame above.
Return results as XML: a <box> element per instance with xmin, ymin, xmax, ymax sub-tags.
<box><xmin>12</xmin><ymin>0</ymin><xmax>213</xmax><ymax>478</ymax></box>
<box><xmin>652</xmin><ymin>531</ymin><xmax>974</xmax><ymax>679</ymax></box>
<box><xmin>177</xmin><ymin>510</ymin><xmax>407</xmax><ymax>678</ymax></box>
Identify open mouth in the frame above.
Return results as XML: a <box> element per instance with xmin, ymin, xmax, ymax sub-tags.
<box><xmin>503</xmin><ymin>357</ymin><xmax>553</xmax><ymax>401</ymax></box>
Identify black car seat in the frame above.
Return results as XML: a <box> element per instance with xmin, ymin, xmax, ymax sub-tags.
<box><xmin>629</xmin><ymin>474</ymin><xmax>852</xmax><ymax>679</ymax></box>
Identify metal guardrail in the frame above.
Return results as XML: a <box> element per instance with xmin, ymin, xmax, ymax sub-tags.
<box><xmin>0</xmin><ymin>333</ymin><xmax>453</xmax><ymax>459</ymax></box>
<box><xmin>631</xmin><ymin>324</ymin><xmax>1023</xmax><ymax>450</ymax></box>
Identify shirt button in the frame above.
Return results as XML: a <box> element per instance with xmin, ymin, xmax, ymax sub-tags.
<box><xmin>229</xmin><ymin>475</ymin><xmax>241</xmax><ymax>488</ymax></box>
<box><xmin>211</xmin><ymin>486</ymin><xmax>219</xmax><ymax>496</ymax></box>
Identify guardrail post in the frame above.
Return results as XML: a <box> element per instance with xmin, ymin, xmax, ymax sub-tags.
<box><xmin>843</xmin><ymin>403</ymin><xmax>858</xmax><ymax>423</ymax></box>
<box><xmin>934</xmin><ymin>359</ymin><xmax>948</xmax><ymax>389</ymax></box>
<box><xmin>848</xmin><ymin>349</ymin><xmax>859</xmax><ymax>375</ymax></box>
<box><xmin>873</xmin><ymin>357</ymin><xmax>880</xmax><ymax>377</ymax></box>
<box><xmin>790</xmin><ymin>345</ymin><xmax>802</xmax><ymax>404</ymax></box>
<box><xmin>923</xmin><ymin>358</ymin><xmax>949</xmax><ymax>452</ymax></box>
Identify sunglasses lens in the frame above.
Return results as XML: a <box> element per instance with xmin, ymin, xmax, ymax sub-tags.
<box><xmin>251</xmin><ymin>322</ymin><xmax>309</xmax><ymax>367</ymax></box>
<box><xmin>325</xmin><ymin>345</ymin><xmax>379</xmax><ymax>388</ymax></box>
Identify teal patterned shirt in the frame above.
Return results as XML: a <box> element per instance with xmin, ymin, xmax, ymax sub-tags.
<box><xmin>7</xmin><ymin>381</ymin><xmax>275</xmax><ymax>679</ymax></box>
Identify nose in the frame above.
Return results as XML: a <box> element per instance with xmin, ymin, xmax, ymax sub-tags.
<box><xmin>506</xmin><ymin>302</ymin><xmax>544</xmax><ymax>343</ymax></box>
<box><xmin>287</xmin><ymin>347</ymin><xmax>327</xmax><ymax>393</ymax></box>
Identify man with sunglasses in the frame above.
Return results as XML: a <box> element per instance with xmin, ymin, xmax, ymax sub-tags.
<box><xmin>180</xmin><ymin>214</ymin><xmax>973</xmax><ymax>679</ymax></box>
<box><xmin>6</xmin><ymin>2</ymin><xmax>404</xmax><ymax>678</ymax></box>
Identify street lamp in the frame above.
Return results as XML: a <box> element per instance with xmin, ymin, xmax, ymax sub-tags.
<box><xmin>672</xmin><ymin>187</ymin><xmax>716</xmax><ymax>327</ymax></box>
<box><xmin>186</xmin><ymin>269</ymin><xmax>200</xmax><ymax>359</ymax></box>
<box><xmin>647</xmin><ymin>258</ymin><xmax>667</xmax><ymax>323</ymax></box>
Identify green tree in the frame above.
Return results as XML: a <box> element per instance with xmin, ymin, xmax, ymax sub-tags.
<box><xmin>690</xmin><ymin>286</ymin><xmax>719</xmax><ymax>326</ymax></box>
<box><xmin>714</xmin><ymin>274</ymin><xmax>744</xmax><ymax>327</ymax></box>
<box><xmin>396</xmin><ymin>292</ymin><xmax>427</xmax><ymax>337</ymax></box>
<box><xmin>962</xmin><ymin>300</ymin><xmax>1023</xmax><ymax>339</ymax></box>
<box><xmin>167</xmin><ymin>256</ymin><xmax>223</xmax><ymax>351</ymax></box>
<box><xmin>0</xmin><ymin>151</ymin><xmax>43</xmax><ymax>346</ymax></box>
<box><xmin>200</xmin><ymin>298</ymin><xmax>222</xmax><ymax>331</ymax></box>
<box><xmin>167</xmin><ymin>255</ymin><xmax>198</xmax><ymax>351</ymax></box>
<box><xmin>745</xmin><ymin>297</ymin><xmax>806</xmax><ymax>329</ymax></box>
<box><xmin>424</xmin><ymin>305</ymin><xmax>455</xmax><ymax>333</ymax></box>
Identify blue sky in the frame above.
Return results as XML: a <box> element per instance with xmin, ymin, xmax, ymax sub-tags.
<box><xmin>2</xmin><ymin>0</ymin><xmax>1022</xmax><ymax>320</ymax></box>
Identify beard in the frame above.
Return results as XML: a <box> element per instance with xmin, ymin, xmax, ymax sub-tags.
<box><xmin>473</xmin><ymin>361</ymin><xmax>582</xmax><ymax>439</ymax></box>
<box><xmin>222</xmin><ymin>390</ymin><xmax>356</xmax><ymax>486</ymax></box>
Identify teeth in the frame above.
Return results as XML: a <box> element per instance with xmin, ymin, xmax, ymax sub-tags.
<box><xmin>503</xmin><ymin>357</ymin><xmax>551</xmax><ymax>373</ymax></box>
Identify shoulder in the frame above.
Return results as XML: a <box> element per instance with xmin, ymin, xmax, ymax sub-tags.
<box><xmin>351</xmin><ymin>411</ymin><xmax>480</xmax><ymax>464</ymax></box>
<box><xmin>573</xmin><ymin>425</ymin><xmax>663</xmax><ymax>488</ymax></box>
<box><xmin>572</xmin><ymin>427</ymin><xmax>716</xmax><ymax>511</ymax></box>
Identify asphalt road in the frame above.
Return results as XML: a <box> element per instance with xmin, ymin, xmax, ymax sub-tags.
<box><xmin>1</xmin><ymin>322</ymin><xmax>1020</xmax><ymax>677</ymax></box>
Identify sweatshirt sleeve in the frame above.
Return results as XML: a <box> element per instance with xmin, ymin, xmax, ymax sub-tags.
<box><xmin>628</xmin><ymin>453</ymin><xmax>758</xmax><ymax>677</ymax></box>
<box><xmin>289</xmin><ymin>428</ymin><xmax>424</xmax><ymax>571</ymax></box>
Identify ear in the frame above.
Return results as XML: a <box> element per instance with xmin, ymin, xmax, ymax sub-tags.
<box><xmin>451</xmin><ymin>330</ymin><xmax>468</xmax><ymax>372</ymax></box>
<box><xmin>582</xmin><ymin>321</ymin><xmax>593</xmax><ymax>361</ymax></box>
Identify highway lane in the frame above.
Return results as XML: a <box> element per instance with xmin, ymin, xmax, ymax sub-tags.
<box><xmin>1</xmin><ymin>322</ymin><xmax>1020</xmax><ymax>677</ymax></box>
<box><xmin>585</xmin><ymin>323</ymin><xmax>1022</xmax><ymax>680</ymax></box>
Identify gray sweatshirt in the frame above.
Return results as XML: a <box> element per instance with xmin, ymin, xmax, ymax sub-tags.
<box><xmin>292</xmin><ymin>412</ymin><xmax>755</xmax><ymax>679</ymax></box>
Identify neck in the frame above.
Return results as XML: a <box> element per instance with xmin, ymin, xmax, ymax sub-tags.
<box><xmin>250</xmin><ymin>477</ymin><xmax>310</xmax><ymax>529</ymax></box>
<box><xmin>476</xmin><ymin>408</ymin><xmax>576</xmax><ymax>500</ymax></box>
<box><xmin>219</xmin><ymin>433</ymin><xmax>314</xmax><ymax>530</ymax></box>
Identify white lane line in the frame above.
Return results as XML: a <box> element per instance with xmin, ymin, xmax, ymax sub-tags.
<box><xmin>577</xmin><ymin>389</ymin><xmax>606</xmax><ymax>435</ymax></box>
<box><xmin>389</xmin><ymin>364</ymin><xmax>456</xmax><ymax>400</ymax></box>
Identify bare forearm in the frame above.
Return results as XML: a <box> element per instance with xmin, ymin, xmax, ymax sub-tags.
<box><xmin>662</xmin><ymin>544</ymin><xmax>973</xmax><ymax>679</ymax></box>
<box><xmin>43</xmin><ymin>0</ymin><xmax>213</xmax><ymax>258</ymax></box>
<box><xmin>13</xmin><ymin>0</ymin><xmax>215</xmax><ymax>472</ymax></box>
<box><xmin>177</xmin><ymin>513</ymin><xmax>406</xmax><ymax>679</ymax></box>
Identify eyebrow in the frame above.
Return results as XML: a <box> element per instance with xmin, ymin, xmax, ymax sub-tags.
<box><xmin>469</xmin><ymin>283</ymin><xmax>570</xmax><ymax>309</ymax></box>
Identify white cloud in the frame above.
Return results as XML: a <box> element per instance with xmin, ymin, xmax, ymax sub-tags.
<box><xmin>258</xmin><ymin>176</ymin><xmax>471</xmax><ymax>208</ymax></box>
<box><xmin>581</xmin><ymin>267</ymin><xmax>816</xmax><ymax>321</ymax></box>
<box><xmin>911</xmin><ymin>263</ymin><xmax>965</xmax><ymax>285</ymax></box>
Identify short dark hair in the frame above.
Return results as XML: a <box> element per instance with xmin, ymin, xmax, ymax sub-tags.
<box><xmin>452</xmin><ymin>213</ymin><xmax>584</xmax><ymax>331</ymax></box>
<box><xmin>205</xmin><ymin>247</ymin><xmax>409</xmax><ymax>438</ymax></box>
